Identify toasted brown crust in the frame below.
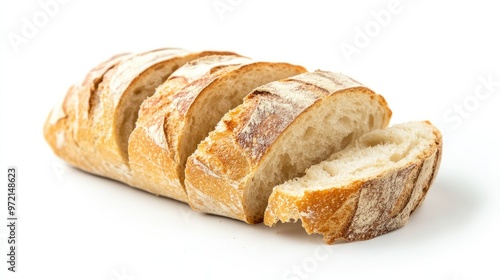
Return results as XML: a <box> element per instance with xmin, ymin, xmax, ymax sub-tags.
<box><xmin>184</xmin><ymin>71</ymin><xmax>392</xmax><ymax>223</ymax></box>
<box><xmin>263</xmin><ymin>122</ymin><xmax>442</xmax><ymax>244</ymax></box>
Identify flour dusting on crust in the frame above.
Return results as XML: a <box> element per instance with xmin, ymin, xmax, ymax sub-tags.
<box><xmin>146</xmin><ymin>123</ymin><xmax>167</xmax><ymax>148</ymax></box>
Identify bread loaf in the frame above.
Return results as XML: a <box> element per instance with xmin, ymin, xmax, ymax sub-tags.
<box><xmin>263</xmin><ymin>121</ymin><xmax>442</xmax><ymax>243</ymax></box>
<box><xmin>44</xmin><ymin>48</ymin><xmax>442</xmax><ymax>244</ymax></box>
<box><xmin>184</xmin><ymin>70</ymin><xmax>392</xmax><ymax>223</ymax></box>
<box><xmin>128</xmin><ymin>55</ymin><xmax>306</xmax><ymax>200</ymax></box>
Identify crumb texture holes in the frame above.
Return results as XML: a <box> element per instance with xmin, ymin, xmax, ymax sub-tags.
<box><xmin>362</xmin><ymin>134</ymin><xmax>387</xmax><ymax>147</ymax></box>
<box><xmin>341</xmin><ymin>132</ymin><xmax>354</xmax><ymax>149</ymax></box>
<box><xmin>368</xmin><ymin>114</ymin><xmax>375</xmax><ymax>128</ymax></box>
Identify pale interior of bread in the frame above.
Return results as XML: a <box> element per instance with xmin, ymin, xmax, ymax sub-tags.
<box><xmin>244</xmin><ymin>91</ymin><xmax>389</xmax><ymax>221</ymax></box>
<box><xmin>276</xmin><ymin>121</ymin><xmax>436</xmax><ymax>197</ymax></box>
<box><xmin>177</xmin><ymin>64</ymin><xmax>304</xmax><ymax>185</ymax></box>
<box><xmin>116</xmin><ymin>61</ymin><xmax>181</xmax><ymax>163</ymax></box>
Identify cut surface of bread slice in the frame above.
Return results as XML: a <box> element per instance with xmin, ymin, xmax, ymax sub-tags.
<box><xmin>128</xmin><ymin>55</ymin><xmax>306</xmax><ymax>201</ymax></box>
<box><xmin>264</xmin><ymin>121</ymin><xmax>442</xmax><ymax>244</ymax></box>
<box><xmin>184</xmin><ymin>71</ymin><xmax>392</xmax><ymax>223</ymax></box>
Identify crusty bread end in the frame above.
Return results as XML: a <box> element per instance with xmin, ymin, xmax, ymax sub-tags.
<box><xmin>264</xmin><ymin>121</ymin><xmax>442</xmax><ymax>244</ymax></box>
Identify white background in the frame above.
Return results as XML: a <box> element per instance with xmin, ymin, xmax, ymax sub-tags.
<box><xmin>1</xmin><ymin>0</ymin><xmax>499</xmax><ymax>279</ymax></box>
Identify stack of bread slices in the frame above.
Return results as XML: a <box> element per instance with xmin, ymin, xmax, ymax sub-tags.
<box><xmin>44</xmin><ymin>48</ymin><xmax>442</xmax><ymax>244</ymax></box>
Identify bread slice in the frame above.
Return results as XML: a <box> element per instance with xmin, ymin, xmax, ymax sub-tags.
<box><xmin>263</xmin><ymin>121</ymin><xmax>442</xmax><ymax>244</ymax></box>
<box><xmin>44</xmin><ymin>48</ymin><xmax>235</xmax><ymax>185</ymax></box>
<box><xmin>128</xmin><ymin>55</ymin><xmax>306</xmax><ymax>201</ymax></box>
<box><xmin>184</xmin><ymin>71</ymin><xmax>392</xmax><ymax>223</ymax></box>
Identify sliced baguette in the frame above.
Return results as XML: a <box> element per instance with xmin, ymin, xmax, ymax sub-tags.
<box><xmin>44</xmin><ymin>48</ymin><xmax>235</xmax><ymax>184</ymax></box>
<box><xmin>263</xmin><ymin>121</ymin><xmax>442</xmax><ymax>244</ymax></box>
<box><xmin>128</xmin><ymin>55</ymin><xmax>306</xmax><ymax>200</ymax></box>
<box><xmin>184</xmin><ymin>70</ymin><xmax>392</xmax><ymax>223</ymax></box>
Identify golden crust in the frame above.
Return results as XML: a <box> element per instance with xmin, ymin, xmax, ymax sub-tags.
<box><xmin>185</xmin><ymin>127</ymin><xmax>251</xmax><ymax>220</ymax></box>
